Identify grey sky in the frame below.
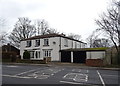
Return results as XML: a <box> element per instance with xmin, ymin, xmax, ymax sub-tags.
<box><xmin>0</xmin><ymin>0</ymin><xmax>111</xmax><ymax>40</ymax></box>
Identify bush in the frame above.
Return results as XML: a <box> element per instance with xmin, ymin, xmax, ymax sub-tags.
<box><xmin>23</xmin><ymin>50</ymin><xmax>30</xmax><ymax>59</ymax></box>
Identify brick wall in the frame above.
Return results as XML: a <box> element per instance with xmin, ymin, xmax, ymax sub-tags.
<box><xmin>86</xmin><ymin>59</ymin><xmax>103</xmax><ymax>66</ymax></box>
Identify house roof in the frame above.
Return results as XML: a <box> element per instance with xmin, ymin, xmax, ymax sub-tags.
<box><xmin>21</xmin><ymin>34</ymin><xmax>86</xmax><ymax>44</ymax></box>
<box><xmin>60</xmin><ymin>47</ymin><xmax>108</xmax><ymax>51</ymax></box>
<box><xmin>1</xmin><ymin>44</ymin><xmax>20</xmax><ymax>54</ymax></box>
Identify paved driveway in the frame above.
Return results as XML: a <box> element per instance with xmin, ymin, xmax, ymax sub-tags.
<box><xmin>2</xmin><ymin>64</ymin><xmax>120</xmax><ymax>85</ymax></box>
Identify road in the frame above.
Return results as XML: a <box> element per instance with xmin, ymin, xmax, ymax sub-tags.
<box><xmin>2</xmin><ymin>63</ymin><xmax>120</xmax><ymax>86</ymax></box>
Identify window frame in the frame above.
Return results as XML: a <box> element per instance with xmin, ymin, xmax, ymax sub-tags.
<box><xmin>44</xmin><ymin>39</ymin><xmax>49</xmax><ymax>46</ymax></box>
<box><xmin>35</xmin><ymin>39</ymin><xmax>40</xmax><ymax>47</ymax></box>
<box><xmin>26</xmin><ymin>40</ymin><xmax>32</xmax><ymax>47</ymax></box>
<box><xmin>43</xmin><ymin>50</ymin><xmax>51</xmax><ymax>57</ymax></box>
<box><xmin>30</xmin><ymin>51</ymin><xmax>34</xmax><ymax>58</ymax></box>
<box><xmin>64</xmin><ymin>38</ymin><xmax>68</xmax><ymax>47</ymax></box>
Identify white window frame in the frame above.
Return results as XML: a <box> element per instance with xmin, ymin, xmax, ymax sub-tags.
<box><xmin>43</xmin><ymin>50</ymin><xmax>51</xmax><ymax>57</ymax></box>
<box><xmin>30</xmin><ymin>51</ymin><xmax>34</xmax><ymax>58</ymax></box>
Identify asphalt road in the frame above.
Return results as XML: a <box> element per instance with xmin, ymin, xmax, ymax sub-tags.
<box><xmin>2</xmin><ymin>63</ymin><xmax>120</xmax><ymax>86</ymax></box>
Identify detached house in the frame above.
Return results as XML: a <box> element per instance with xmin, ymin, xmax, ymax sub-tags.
<box><xmin>20</xmin><ymin>34</ymin><xmax>86</xmax><ymax>62</ymax></box>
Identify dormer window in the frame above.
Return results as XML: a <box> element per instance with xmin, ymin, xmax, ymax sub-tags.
<box><xmin>35</xmin><ymin>39</ymin><xmax>40</xmax><ymax>47</ymax></box>
<box><xmin>26</xmin><ymin>40</ymin><xmax>31</xmax><ymax>47</ymax></box>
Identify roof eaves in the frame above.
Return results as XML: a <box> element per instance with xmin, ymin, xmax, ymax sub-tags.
<box><xmin>21</xmin><ymin>34</ymin><xmax>87</xmax><ymax>44</ymax></box>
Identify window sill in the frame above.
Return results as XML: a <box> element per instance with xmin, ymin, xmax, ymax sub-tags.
<box><xmin>35</xmin><ymin>45</ymin><xmax>40</xmax><ymax>47</ymax></box>
<box><xmin>43</xmin><ymin>45</ymin><xmax>49</xmax><ymax>46</ymax></box>
<box><xmin>64</xmin><ymin>45</ymin><xmax>68</xmax><ymax>47</ymax></box>
<box><xmin>26</xmin><ymin>46</ymin><xmax>31</xmax><ymax>47</ymax></box>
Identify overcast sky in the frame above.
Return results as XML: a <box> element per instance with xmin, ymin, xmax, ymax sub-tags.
<box><xmin>0</xmin><ymin>0</ymin><xmax>112</xmax><ymax>41</ymax></box>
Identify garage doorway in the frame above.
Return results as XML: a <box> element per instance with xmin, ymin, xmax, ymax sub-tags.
<box><xmin>61</xmin><ymin>51</ymin><xmax>71</xmax><ymax>62</ymax></box>
<box><xmin>73</xmin><ymin>51</ymin><xmax>86</xmax><ymax>63</ymax></box>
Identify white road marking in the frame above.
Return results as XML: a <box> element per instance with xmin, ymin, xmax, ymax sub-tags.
<box><xmin>2</xmin><ymin>74</ymin><xmax>31</xmax><ymax>79</ymax></box>
<box><xmin>74</xmin><ymin>74</ymin><xmax>88</xmax><ymax>82</ymax></box>
<box><xmin>97</xmin><ymin>70</ymin><xmax>105</xmax><ymax>86</ymax></box>
<box><xmin>14</xmin><ymin>68</ymin><xmax>41</xmax><ymax>76</ymax></box>
<box><xmin>72</xmin><ymin>69</ymin><xmax>89</xmax><ymax>73</ymax></box>
<box><xmin>60</xmin><ymin>80</ymin><xmax>84</xmax><ymax>84</ymax></box>
<box><xmin>6</xmin><ymin>66</ymin><xmax>18</xmax><ymax>68</ymax></box>
<box><xmin>63</xmin><ymin>73</ymin><xmax>88</xmax><ymax>82</ymax></box>
<box><xmin>63</xmin><ymin>73</ymin><xmax>70</xmax><ymax>78</ymax></box>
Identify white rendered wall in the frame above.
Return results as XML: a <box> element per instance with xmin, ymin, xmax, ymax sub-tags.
<box><xmin>20</xmin><ymin>36</ymin><xmax>86</xmax><ymax>61</ymax></box>
<box><xmin>86</xmin><ymin>51</ymin><xmax>105</xmax><ymax>59</ymax></box>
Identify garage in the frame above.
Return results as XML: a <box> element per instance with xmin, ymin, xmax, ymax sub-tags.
<box><xmin>60</xmin><ymin>48</ymin><xmax>107</xmax><ymax>65</ymax></box>
<box><xmin>60</xmin><ymin>50</ymin><xmax>86</xmax><ymax>63</ymax></box>
<box><xmin>61</xmin><ymin>51</ymin><xmax>71</xmax><ymax>62</ymax></box>
<box><xmin>73</xmin><ymin>51</ymin><xmax>86</xmax><ymax>63</ymax></box>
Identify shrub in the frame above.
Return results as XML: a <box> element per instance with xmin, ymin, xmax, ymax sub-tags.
<box><xmin>23</xmin><ymin>50</ymin><xmax>30</xmax><ymax>59</ymax></box>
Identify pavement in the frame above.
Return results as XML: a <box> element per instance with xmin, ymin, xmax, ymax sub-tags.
<box><xmin>2</xmin><ymin>62</ymin><xmax>120</xmax><ymax>71</ymax></box>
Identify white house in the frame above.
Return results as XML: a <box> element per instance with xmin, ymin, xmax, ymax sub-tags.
<box><xmin>20</xmin><ymin>34</ymin><xmax>86</xmax><ymax>61</ymax></box>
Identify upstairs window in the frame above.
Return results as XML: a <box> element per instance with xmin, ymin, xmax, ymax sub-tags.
<box><xmin>26</xmin><ymin>40</ymin><xmax>31</xmax><ymax>47</ymax></box>
<box><xmin>64</xmin><ymin>39</ymin><xmax>68</xmax><ymax>47</ymax></box>
<box><xmin>44</xmin><ymin>39</ymin><xmax>49</xmax><ymax>46</ymax></box>
<box><xmin>35</xmin><ymin>39</ymin><xmax>40</xmax><ymax>47</ymax></box>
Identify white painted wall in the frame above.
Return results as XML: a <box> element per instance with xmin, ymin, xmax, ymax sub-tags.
<box><xmin>20</xmin><ymin>36</ymin><xmax>86</xmax><ymax>61</ymax></box>
<box><xmin>61</xmin><ymin>37</ymin><xmax>72</xmax><ymax>50</ymax></box>
<box><xmin>86</xmin><ymin>51</ymin><xmax>105</xmax><ymax>59</ymax></box>
<box><xmin>20</xmin><ymin>41</ymin><xmax>26</xmax><ymax>59</ymax></box>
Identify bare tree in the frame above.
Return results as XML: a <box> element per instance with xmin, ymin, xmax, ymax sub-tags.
<box><xmin>34</xmin><ymin>19</ymin><xmax>59</xmax><ymax>35</ymax></box>
<box><xmin>47</xmin><ymin>28</ymin><xmax>59</xmax><ymax>34</ymax></box>
<box><xmin>34</xmin><ymin>19</ymin><xmax>49</xmax><ymax>35</ymax></box>
<box><xmin>95</xmin><ymin>1</ymin><xmax>120</xmax><ymax>52</ymax></box>
<box><xmin>0</xmin><ymin>18</ymin><xmax>8</xmax><ymax>46</ymax></box>
<box><xmin>0</xmin><ymin>32</ymin><xmax>8</xmax><ymax>45</ymax></box>
<box><xmin>93</xmin><ymin>38</ymin><xmax>110</xmax><ymax>48</ymax></box>
<box><xmin>67</xmin><ymin>33</ymin><xmax>81</xmax><ymax>41</ymax></box>
<box><xmin>9</xmin><ymin>17</ymin><xmax>36</xmax><ymax>48</ymax></box>
<box><xmin>86</xmin><ymin>31</ymin><xmax>99</xmax><ymax>48</ymax></box>
<box><xmin>95</xmin><ymin>1</ymin><xmax>120</xmax><ymax>64</ymax></box>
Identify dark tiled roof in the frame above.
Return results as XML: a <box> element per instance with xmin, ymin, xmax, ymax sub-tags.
<box><xmin>21</xmin><ymin>34</ymin><xmax>86</xmax><ymax>44</ymax></box>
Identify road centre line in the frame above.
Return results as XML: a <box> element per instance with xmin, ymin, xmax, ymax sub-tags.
<box><xmin>60</xmin><ymin>80</ymin><xmax>84</xmax><ymax>84</ymax></box>
<box><xmin>97</xmin><ymin>70</ymin><xmax>105</xmax><ymax>86</ymax></box>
